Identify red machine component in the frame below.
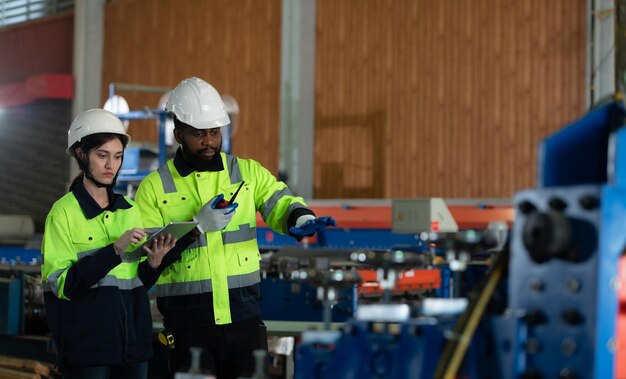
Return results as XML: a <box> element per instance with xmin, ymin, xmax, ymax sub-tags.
<box><xmin>357</xmin><ymin>269</ymin><xmax>441</xmax><ymax>295</ymax></box>
<box><xmin>616</xmin><ymin>255</ymin><xmax>626</xmax><ymax>378</ymax></box>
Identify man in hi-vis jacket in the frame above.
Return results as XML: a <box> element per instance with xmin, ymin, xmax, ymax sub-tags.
<box><xmin>135</xmin><ymin>77</ymin><xmax>335</xmax><ymax>379</ymax></box>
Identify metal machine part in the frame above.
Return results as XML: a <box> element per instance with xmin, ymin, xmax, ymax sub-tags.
<box><xmin>503</xmin><ymin>186</ymin><xmax>602</xmax><ymax>379</ymax></box>
<box><xmin>260</xmin><ymin>249</ymin><xmax>359</xmax><ymax>324</ymax></box>
<box><xmin>349</xmin><ymin>250</ymin><xmax>426</xmax><ymax>304</ymax></box>
<box><xmin>0</xmin><ymin>266</ymin><xmax>46</xmax><ymax>336</ymax></box>
<box><xmin>291</xmin><ymin>268</ymin><xmax>361</xmax><ymax>330</ymax></box>
<box><xmin>296</xmin><ymin>319</ymin><xmax>465</xmax><ymax>379</ymax></box>
<box><xmin>494</xmin><ymin>98</ymin><xmax>626</xmax><ymax>379</ymax></box>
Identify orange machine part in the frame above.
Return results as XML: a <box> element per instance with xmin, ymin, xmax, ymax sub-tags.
<box><xmin>357</xmin><ymin>269</ymin><xmax>441</xmax><ymax>295</ymax></box>
<box><xmin>256</xmin><ymin>202</ymin><xmax>514</xmax><ymax>230</ymax></box>
<box><xmin>616</xmin><ymin>256</ymin><xmax>626</xmax><ymax>378</ymax></box>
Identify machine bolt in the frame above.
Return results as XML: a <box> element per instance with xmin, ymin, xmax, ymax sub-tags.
<box><xmin>523</xmin><ymin>211</ymin><xmax>571</xmax><ymax>263</ymax></box>
<box><xmin>523</xmin><ymin>309</ymin><xmax>547</xmax><ymax>326</ymax></box>
<box><xmin>607</xmin><ymin>337</ymin><xmax>617</xmax><ymax>352</ymax></box>
<box><xmin>518</xmin><ymin>201</ymin><xmax>537</xmax><ymax>214</ymax></box>
<box><xmin>579</xmin><ymin>195</ymin><xmax>599</xmax><ymax>210</ymax></box>
<box><xmin>561</xmin><ymin>309</ymin><xmax>584</xmax><ymax>325</ymax></box>
<box><xmin>565</xmin><ymin>278</ymin><xmax>581</xmax><ymax>293</ymax></box>
<box><xmin>548</xmin><ymin>197</ymin><xmax>568</xmax><ymax>211</ymax></box>
<box><xmin>529</xmin><ymin>278</ymin><xmax>545</xmax><ymax>292</ymax></box>
<box><xmin>523</xmin><ymin>338</ymin><xmax>542</xmax><ymax>354</ymax></box>
<box><xmin>561</xmin><ymin>338</ymin><xmax>577</xmax><ymax>355</ymax></box>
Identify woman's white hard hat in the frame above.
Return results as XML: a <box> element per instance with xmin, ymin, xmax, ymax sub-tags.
<box><xmin>66</xmin><ymin>109</ymin><xmax>130</xmax><ymax>156</ymax></box>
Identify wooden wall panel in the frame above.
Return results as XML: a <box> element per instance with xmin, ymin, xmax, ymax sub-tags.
<box><xmin>315</xmin><ymin>0</ymin><xmax>586</xmax><ymax>199</ymax></box>
<box><xmin>102</xmin><ymin>0</ymin><xmax>281</xmax><ymax>172</ymax></box>
<box><xmin>103</xmin><ymin>0</ymin><xmax>586</xmax><ymax>199</ymax></box>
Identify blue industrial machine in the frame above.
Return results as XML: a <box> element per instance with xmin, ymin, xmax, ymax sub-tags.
<box><xmin>0</xmin><ymin>249</ymin><xmax>55</xmax><ymax>362</ymax></box>
<box><xmin>292</xmin><ymin>96</ymin><xmax>626</xmax><ymax>378</ymax></box>
<box><xmin>496</xmin><ymin>97</ymin><xmax>626</xmax><ymax>378</ymax></box>
<box><xmin>296</xmin><ymin>319</ymin><xmax>447</xmax><ymax>379</ymax></box>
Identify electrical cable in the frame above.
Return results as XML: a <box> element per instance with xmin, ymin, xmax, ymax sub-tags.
<box><xmin>433</xmin><ymin>246</ymin><xmax>510</xmax><ymax>379</ymax></box>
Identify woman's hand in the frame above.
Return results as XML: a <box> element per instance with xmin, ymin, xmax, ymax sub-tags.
<box><xmin>114</xmin><ymin>228</ymin><xmax>146</xmax><ymax>256</ymax></box>
<box><xmin>143</xmin><ymin>234</ymin><xmax>177</xmax><ymax>269</ymax></box>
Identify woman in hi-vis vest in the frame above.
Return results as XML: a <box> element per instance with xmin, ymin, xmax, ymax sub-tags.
<box><xmin>41</xmin><ymin>109</ymin><xmax>176</xmax><ymax>379</ymax></box>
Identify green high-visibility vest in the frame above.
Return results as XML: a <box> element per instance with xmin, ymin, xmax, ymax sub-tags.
<box><xmin>135</xmin><ymin>152</ymin><xmax>309</xmax><ymax>324</ymax></box>
<box><xmin>42</xmin><ymin>193</ymin><xmax>143</xmax><ymax>300</ymax></box>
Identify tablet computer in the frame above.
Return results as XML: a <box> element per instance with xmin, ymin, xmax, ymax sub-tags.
<box><xmin>125</xmin><ymin>221</ymin><xmax>198</xmax><ymax>262</ymax></box>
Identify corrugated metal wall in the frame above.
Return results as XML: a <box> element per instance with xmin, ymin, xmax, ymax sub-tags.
<box><xmin>102</xmin><ymin>0</ymin><xmax>282</xmax><ymax>171</ymax></box>
<box><xmin>315</xmin><ymin>0</ymin><xmax>586</xmax><ymax>199</ymax></box>
<box><xmin>0</xmin><ymin>100</ymin><xmax>72</xmax><ymax>230</ymax></box>
<box><xmin>102</xmin><ymin>0</ymin><xmax>587</xmax><ymax>199</ymax></box>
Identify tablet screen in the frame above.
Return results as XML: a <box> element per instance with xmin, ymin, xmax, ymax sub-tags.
<box><xmin>125</xmin><ymin>221</ymin><xmax>198</xmax><ymax>261</ymax></box>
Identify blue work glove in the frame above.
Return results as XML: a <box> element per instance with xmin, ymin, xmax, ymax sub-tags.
<box><xmin>193</xmin><ymin>194</ymin><xmax>239</xmax><ymax>233</ymax></box>
<box><xmin>289</xmin><ymin>216</ymin><xmax>336</xmax><ymax>241</ymax></box>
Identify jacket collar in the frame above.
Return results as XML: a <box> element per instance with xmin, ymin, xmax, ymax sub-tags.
<box><xmin>72</xmin><ymin>178</ymin><xmax>132</xmax><ymax>219</ymax></box>
<box><xmin>173</xmin><ymin>147</ymin><xmax>224</xmax><ymax>177</ymax></box>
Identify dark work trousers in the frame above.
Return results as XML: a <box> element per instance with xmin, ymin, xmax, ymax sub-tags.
<box><xmin>169</xmin><ymin>317</ymin><xmax>268</xmax><ymax>379</ymax></box>
<box><xmin>62</xmin><ymin>361</ymin><xmax>148</xmax><ymax>379</ymax></box>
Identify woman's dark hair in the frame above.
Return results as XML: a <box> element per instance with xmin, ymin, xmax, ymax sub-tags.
<box><xmin>69</xmin><ymin>133</ymin><xmax>126</xmax><ymax>190</ymax></box>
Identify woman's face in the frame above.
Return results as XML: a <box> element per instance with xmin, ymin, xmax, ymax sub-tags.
<box><xmin>87</xmin><ymin>138</ymin><xmax>124</xmax><ymax>185</ymax></box>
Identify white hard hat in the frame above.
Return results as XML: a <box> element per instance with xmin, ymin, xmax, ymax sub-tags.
<box><xmin>67</xmin><ymin>109</ymin><xmax>130</xmax><ymax>156</ymax></box>
<box><xmin>165</xmin><ymin>77</ymin><xmax>231</xmax><ymax>129</ymax></box>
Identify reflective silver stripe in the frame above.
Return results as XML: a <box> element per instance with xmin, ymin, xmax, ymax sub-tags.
<box><xmin>157</xmin><ymin>279</ymin><xmax>213</xmax><ymax>297</ymax></box>
<box><xmin>223</xmin><ymin>224</ymin><xmax>256</xmax><ymax>244</ymax></box>
<box><xmin>46</xmin><ymin>269</ymin><xmax>64</xmax><ymax>296</ymax></box>
<box><xmin>227</xmin><ymin>270</ymin><xmax>261</xmax><ymax>288</ymax></box>
<box><xmin>44</xmin><ymin>272</ymin><xmax>143</xmax><ymax>297</ymax></box>
<box><xmin>94</xmin><ymin>275</ymin><xmax>144</xmax><ymax>290</ymax></box>
<box><xmin>284</xmin><ymin>202</ymin><xmax>308</xmax><ymax>234</ymax></box>
<box><xmin>261</xmin><ymin>188</ymin><xmax>293</xmax><ymax>222</ymax></box>
<box><xmin>188</xmin><ymin>234</ymin><xmax>208</xmax><ymax>249</ymax></box>
<box><xmin>225</xmin><ymin>154</ymin><xmax>242</xmax><ymax>184</ymax></box>
<box><xmin>158</xmin><ymin>164</ymin><xmax>177</xmax><ymax>193</ymax></box>
<box><xmin>76</xmin><ymin>247</ymin><xmax>104</xmax><ymax>260</ymax></box>
<box><xmin>156</xmin><ymin>271</ymin><xmax>260</xmax><ymax>297</ymax></box>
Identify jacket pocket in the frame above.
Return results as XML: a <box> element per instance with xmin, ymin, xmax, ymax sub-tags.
<box><xmin>71</xmin><ymin>229</ymin><xmax>106</xmax><ymax>257</ymax></box>
<box><xmin>156</xmin><ymin>191</ymin><xmax>195</xmax><ymax>222</ymax></box>
<box><xmin>236</xmin><ymin>246</ymin><xmax>261</xmax><ymax>273</ymax></box>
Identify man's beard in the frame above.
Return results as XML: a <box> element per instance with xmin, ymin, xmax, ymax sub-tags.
<box><xmin>180</xmin><ymin>140</ymin><xmax>223</xmax><ymax>171</ymax></box>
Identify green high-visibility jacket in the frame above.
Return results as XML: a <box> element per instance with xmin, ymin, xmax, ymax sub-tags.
<box><xmin>41</xmin><ymin>180</ymin><xmax>153</xmax><ymax>367</ymax></box>
<box><xmin>135</xmin><ymin>152</ymin><xmax>313</xmax><ymax>326</ymax></box>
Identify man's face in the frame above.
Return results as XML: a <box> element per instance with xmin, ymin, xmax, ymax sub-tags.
<box><xmin>175</xmin><ymin>126</ymin><xmax>222</xmax><ymax>163</ymax></box>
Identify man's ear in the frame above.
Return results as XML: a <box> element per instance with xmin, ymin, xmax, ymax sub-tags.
<box><xmin>174</xmin><ymin>128</ymin><xmax>183</xmax><ymax>144</ymax></box>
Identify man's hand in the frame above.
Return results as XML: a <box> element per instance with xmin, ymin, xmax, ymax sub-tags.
<box><xmin>289</xmin><ymin>216</ymin><xmax>336</xmax><ymax>241</ymax></box>
<box><xmin>143</xmin><ymin>234</ymin><xmax>177</xmax><ymax>269</ymax></box>
<box><xmin>193</xmin><ymin>194</ymin><xmax>239</xmax><ymax>233</ymax></box>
